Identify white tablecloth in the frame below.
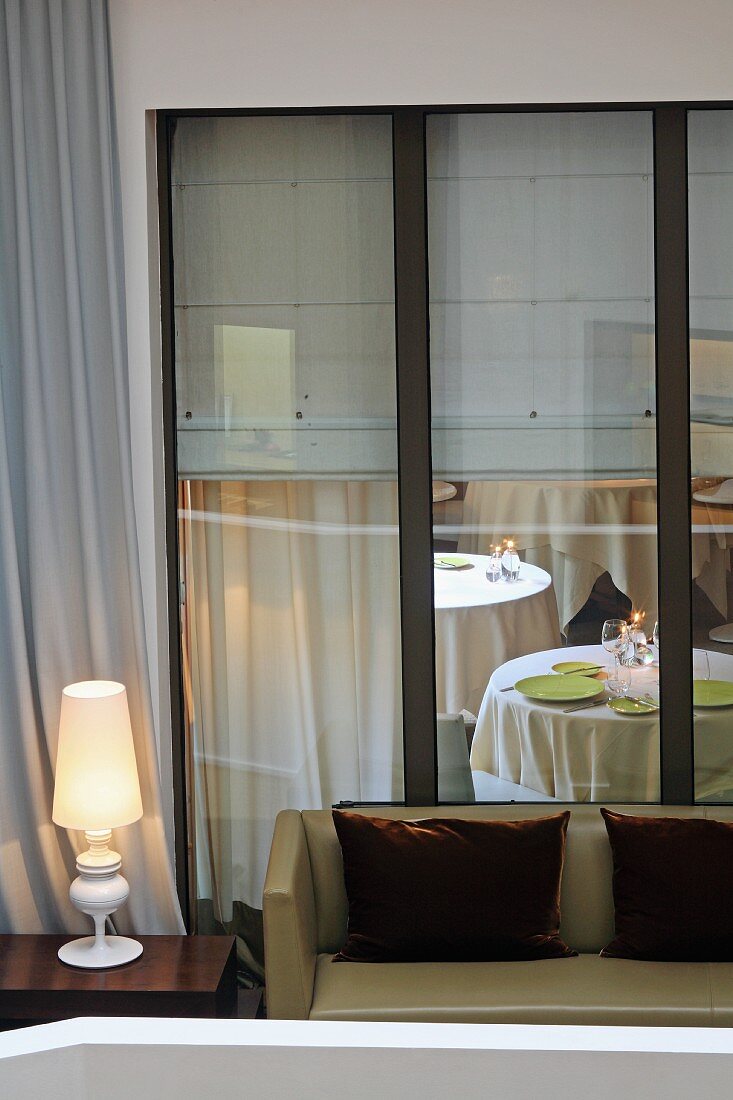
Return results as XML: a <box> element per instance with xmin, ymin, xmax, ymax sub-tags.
<box><xmin>470</xmin><ymin>643</ymin><xmax>733</xmax><ymax>802</ymax></box>
<box><xmin>633</xmin><ymin>494</ymin><xmax>731</xmax><ymax>621</ymax></box>
<box><xmin>433</xmin><ymin>554</ymin><xmax>561</xmax><ymax>715</ymax></box>
<box><xmin>692</xmin><ymin>493</ymin><xmax>733</xmax><ymax>618</ymax></box>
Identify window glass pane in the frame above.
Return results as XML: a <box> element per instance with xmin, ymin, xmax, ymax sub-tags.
<box><xmin>688</xmin><ymin>110</ymin><xmax>733</xmax><ymax>803</ymax></box>
<box><xmin>427</xmin><ymin>111</ymin><xmax>660</xmax><ymax>803</ymax></box>
<box><xmin>171</xmin><ymin>115</ymin><xmax>403</xmax><ymax>938</ymax></box>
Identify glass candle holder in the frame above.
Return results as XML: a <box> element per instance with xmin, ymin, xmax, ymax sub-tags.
<box><xmin>486</xmin><ymin>547</ymin><xmax>502</xmax><ymax>583</ymax></box>
<box><xmin>621</xmin><ymin>619</ymin><xmax>654</xmax><ymax>667</ymax></box>
<box><xmin>501</xmin><ymin>542</ymin><xmax>520</xmax><ymax>582</ymax></box>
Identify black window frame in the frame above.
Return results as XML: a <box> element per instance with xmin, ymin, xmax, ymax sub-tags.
<box><xmin>158</xmin><ymin>101</ymin><xmax>732</xmax><ymax>925</ymax></box>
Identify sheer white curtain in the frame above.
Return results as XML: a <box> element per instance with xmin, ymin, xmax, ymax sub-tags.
<box><xmin>0</xmin><ymin>0</ymin><xmax>182</xmax><ymax>933</ymax></box>
<box><xmin>180</xmin><ymin>479</ymin><xmax>402</xmax><ymax>912</ymax></box>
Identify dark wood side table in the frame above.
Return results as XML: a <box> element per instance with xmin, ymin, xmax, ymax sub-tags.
<box><xmin>0</xmin><ymin>935</ymin><xmax>237</xmax><ymax>1026</ymax></box>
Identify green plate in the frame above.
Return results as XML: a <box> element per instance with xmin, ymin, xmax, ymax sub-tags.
<box><xmin>693</xmin><ymin>679</ymin><xmax>733</xmax><ymax>707</ymax></box>
<box><xmin>433</xmin><ymin>554</ymin><xmax>471</xmax><ymax>569</ymax></box>
<box><xmin>607</xmin><ymin>697</ymin><xmax>659</xmax><ymax>715</ymax></box>
<box><xmin>551</xmin><ymin>660</ymin><xmax>603</xmax><ymax>677</ymax></box>
<box><xmin>514</xmin><ymin>674</ymin><xmax>605</xmax><ymax>703</ymax></box>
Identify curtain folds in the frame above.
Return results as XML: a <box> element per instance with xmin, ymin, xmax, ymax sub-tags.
<box><xmin>0</xmin><ymin>0</ymin><xmax>182</xmax><ymax>933</ymax></box>
<box><xmin>181</xmin><ymin>480</ymin><xmax>403</xmax><ymax>912</ymax></box>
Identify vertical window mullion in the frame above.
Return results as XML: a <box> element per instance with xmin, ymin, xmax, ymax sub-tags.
<box><xmin>654</xmin><ymin>106</ymin><xmax>694</xmax><ymax>803</ymax></box>
<box><xmin>157</xmin><ymin>111</ymin><xmax>193</xmax><ymax>924</ymax></box>
<box><xmin>392</xmin><ymin>109</ymin><xmax>438</xmax><ymax>805</ymax></box>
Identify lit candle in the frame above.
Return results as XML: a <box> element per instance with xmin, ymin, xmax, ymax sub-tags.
<box><xmin>630</xmin><ymin>611</ymin><xmax>646</xmax><ymax>643</ymax></box>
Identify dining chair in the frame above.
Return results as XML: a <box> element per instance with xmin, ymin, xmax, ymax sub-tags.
<box><xmin>437</xmin><ymin>714</ymin><xmax>558</xmax><ymax>803</ymax></box>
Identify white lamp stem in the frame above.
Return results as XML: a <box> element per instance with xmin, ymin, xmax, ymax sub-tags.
<box><xmin>57</xmin><ymin>829</ymin><xmax>143</xmax><ymax>969</ymax></box>
<box><xmin>91</xmin><ymin>911</ymin><xmax>107</xmax><ymax>947</ymax></box>
<box><xmin>84</xmin><ymin>828</ymin><xmax>115</xmax><ymax>860</ymax></box>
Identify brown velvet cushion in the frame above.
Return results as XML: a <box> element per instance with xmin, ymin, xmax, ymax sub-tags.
<box><xmin>332</xmin><ymin>810</ymin><xmax>576</xmax><ymax>962</ymax></box>
<box><xmin>601</xmin><ymin>808</ymin><xmax>733</xmax><ymax>961</ymax></box>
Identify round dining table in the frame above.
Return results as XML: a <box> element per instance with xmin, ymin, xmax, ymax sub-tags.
<box><xmin>458</xmin><ymin>479</ymin><xmax>658</xmax><ymax>632</ymax></box>
<box><xmin>470</xmin><ymin>643</ymin><xmax>733</xmax><ymax>802</ymax></box>
<box><xmin>433</xmin><ymin>554</ymin><xmax>561</xmax><ymax>715</ymax></box>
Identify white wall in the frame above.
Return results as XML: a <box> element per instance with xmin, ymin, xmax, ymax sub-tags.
<box><xmin>108</xmin><ymin>0</ymin><xmax>733</xmax><ymax>852</ymax></box>
<box><xmin>4</xmin><ymin>1018</ymin><xmax>733</xmax><ymax>1100</ymax></box>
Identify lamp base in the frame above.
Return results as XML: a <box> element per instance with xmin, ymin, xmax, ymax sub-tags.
<box><xmin>62</xmin><ymin>829</ymin><xmax>142</xmax><ymax>970</ymax></box>
<box><xmin>58</xmin><ymin>934</ymin><xmax>143</xmax><ymax>969</ymax></box>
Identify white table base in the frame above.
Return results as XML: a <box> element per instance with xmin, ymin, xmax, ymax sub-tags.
<box><xmin>434</xmin><ymin>556</ymin><xmax>561</xmax><ymax>715</ymax></box>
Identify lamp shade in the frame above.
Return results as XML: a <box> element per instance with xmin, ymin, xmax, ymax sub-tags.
<box><xmin>52</xmin><ymin>681</ymin><xmax>143</xmax><ymax>831</ymax></box>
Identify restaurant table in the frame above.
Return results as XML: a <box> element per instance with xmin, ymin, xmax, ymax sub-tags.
<box><xmin>433</xmin><ymin>554</ymin><xmax>561</xmax><ymax>715</ymax></box>
<box><xmin>470</xmin><ymin>643</ymin><xmax>733</xmax><ymax>802</ymax></box>
<box><xmin>432</xmin><ymin>480</ymin><xmax>458</xmax><ymax>502</ymax></box>
<box><xmin>458</xmin><ymin>479</ymin><xmax>659</xmax><ymax>632</ymax></box>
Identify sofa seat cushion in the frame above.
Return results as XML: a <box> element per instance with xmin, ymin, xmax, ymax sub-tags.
<box><xmin>706</xmin><ymin>965</ymin><xmax>733</xmax><ymax>1024</ymax></box>
<box><xmin>309</xmin><ymin>953</ymin><xmax>715</xmax><ymax>1025</ymax></box>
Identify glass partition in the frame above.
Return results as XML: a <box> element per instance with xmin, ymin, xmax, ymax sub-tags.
<box><xmin>171</xmin><ymin>115</ymin><xmax>402</xmax><ymax>941</ymax></box>
<box><xmin>162</xmin><ymin>103</ymin><xmax>733</xmax><ymax>947</ymax></box>
<box><xmin>688</xmin><ymin>110</ymin><xmax>733</xmax><ymax>802</ymax></box>
<box><xmin>426</xmin><ymin>111</ymin><xmax>660</xmax><ymax>803</ymax></box>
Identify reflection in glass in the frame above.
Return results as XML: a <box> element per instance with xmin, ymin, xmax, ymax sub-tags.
<box><xmin>689</xmin><ymin>110</ymin><xmax>733</xmax><ymax>802</ymax></box>
<box><xmin>428</xmin><ymin>111</ymin><xmax>660</xmax><ymax>803</ymax></box>
<box><xmin>172</xmin><ymin>115</ymin><xmax>402</xmax><ymax>947</ymax></box>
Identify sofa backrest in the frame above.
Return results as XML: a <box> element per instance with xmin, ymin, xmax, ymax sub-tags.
<box><xmin>301</xmin><ymin>803</ymin><xmax>733</xmax><ymax>955</ymax></box>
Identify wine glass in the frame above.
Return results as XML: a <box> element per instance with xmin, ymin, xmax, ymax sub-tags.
<box><xmin>693</xmin><ymin>649</ymin><xmax>710</xmax><ymax>682</ymax></box>
<box><xmin>652</xmin><ymin>621</ymin><xmax>659</xmax><ymax>653</ymax></box>
<box><xmin>606</xmin><ymin>661</ymin><xmax>632</xmax><ymax>699</ymax></box>
<box><xmin>602</xmin><ymin>619</ymin><xmax>629</xmax><ymax>674</ymax></box>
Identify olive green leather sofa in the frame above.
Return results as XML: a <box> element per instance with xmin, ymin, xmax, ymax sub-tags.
<box><xmin>263</xmin><ymin>802</ymin><xmax>733</xmax><ymax>1025</ymax></box>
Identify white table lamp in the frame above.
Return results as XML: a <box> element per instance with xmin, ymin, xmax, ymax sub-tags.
<box><xmin>52</xmin><ymin>680</ymin><xmax>144</xmax><ymax>969</ymax></box>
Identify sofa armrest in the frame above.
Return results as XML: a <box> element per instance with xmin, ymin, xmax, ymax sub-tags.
<box><xmin>263</xmin><ymin>809</ymin><xmax>318</xmax><ymax>1019</ymax></box>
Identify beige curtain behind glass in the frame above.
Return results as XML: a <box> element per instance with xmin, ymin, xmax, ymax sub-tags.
<box><xmin>180</xmin><ymin>479</ymin><xmax>402</xmax><ymax>914</ymax></box>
